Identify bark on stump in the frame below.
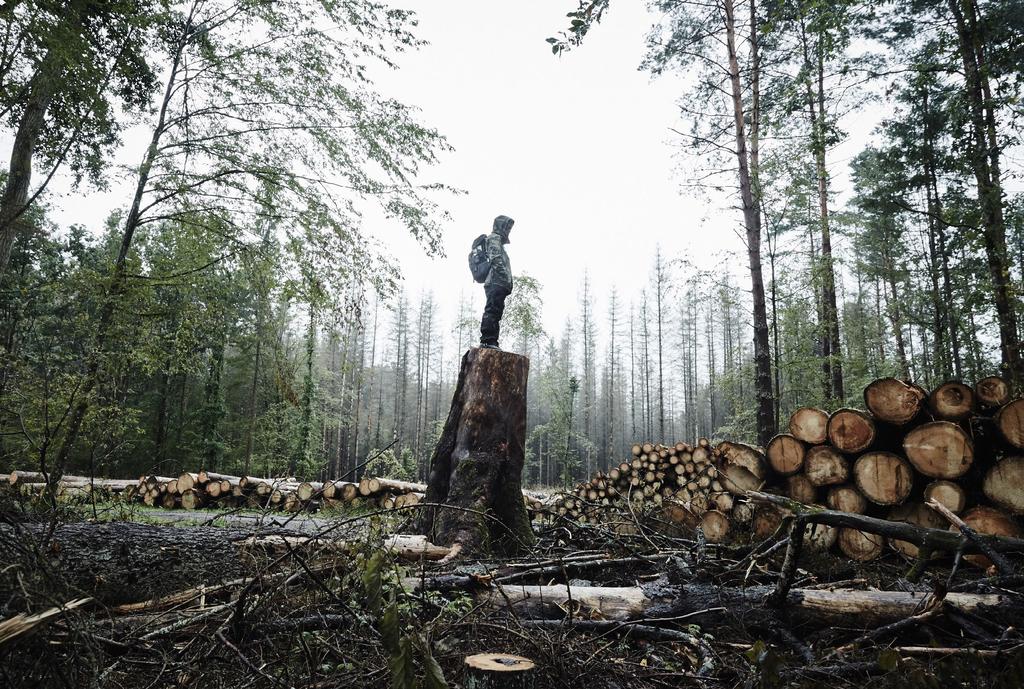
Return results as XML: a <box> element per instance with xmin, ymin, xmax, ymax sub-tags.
<box><xmin>419</xmin><ymin>348</ymin><xmax>535</xmax><ymax>555</ymax></box>
<box><xmin>463</xmin><ymin>653</ymin><xmax>536</xmax><ymax>689</ymax></box>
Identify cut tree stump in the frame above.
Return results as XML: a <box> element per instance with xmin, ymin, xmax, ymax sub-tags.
<box><xmin>419</xmin><ymin>348</ymin><xmax>535</xmax><ymax>555</ymax></box>
<box><xmin>464</xmin><ymin>653</ymin><xmax>536</xmax><ymax>689</ymax></box>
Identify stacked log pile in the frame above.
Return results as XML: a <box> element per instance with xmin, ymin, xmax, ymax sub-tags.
<box><xmin>5</xmin><ymin>469</ymin><xmax>427</xmax><ymax>513</ymax></box>
<box><xmin>7</xmin><ymin>471</ymin><xmax>139</xmax><ymax>502</ymax></box>
<box><xmin>132</xmin><ymin>471</ymin><xmax>427</xmax><ymax>512</ymax></box>
<box><xmin>543</xmin><ymin>376</ymin><xmax>1024</xmax><ymax>563</ymax></box>
<box><xmin>755</xmin><ymin>376</ymin><xmax>1024</xmax><ymax>562</ymax></box>
<box><xmin>542</xmin><ymin>439</ymin><xmax>743</xmax><ymax>543</ymax></box>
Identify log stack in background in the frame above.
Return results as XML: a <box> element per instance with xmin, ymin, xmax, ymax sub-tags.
<box><xmin>6</xmin><ymin>471</ymin><xmax>139</xmax><ymax>503</ymax></box>
<box><xmin>541</xmin><ymin>439</ymin><xmax>747</xmax><ymax>543</ymax></box>
<box><xmin>542</xmin><ymin>375</ymin><xmax>1024</xmax><ymax>564</ymax></box>
<box><xmin>132</xmin><ymin>470</ymin><xmax>427</xmax><ymax>513</ymax></box>
<box><xmin>4</xmin><ymin>468</ymin><xmax>427</xmax><ymax>514</ymax></box>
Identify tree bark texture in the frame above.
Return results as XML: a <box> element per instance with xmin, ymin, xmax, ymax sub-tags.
<box><xmin>0</xmin><ymin>54</ymin><xmax>58</xmax><ymax>278</ymax></box>
<box><xmin>723</xmin><ymin>0</ymin><xmax>774</xmax><ymax>446</ymax></box>
<box><xmin>419</xmin><ymin>347</ymin><xmax>535</xmax><ymax>555</ymax></box>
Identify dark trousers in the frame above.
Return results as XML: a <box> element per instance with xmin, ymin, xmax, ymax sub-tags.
<box><xmin>480</xmin><ymin>285</ymin><xmax>510</xmax><ymax>346</ymax></box>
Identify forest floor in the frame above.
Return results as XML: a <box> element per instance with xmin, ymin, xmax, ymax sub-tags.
<box><xmin>88</xmin><ymin>501</ymin><xmax>360</xmax><ymax>533</ymax></box>
<box><xmin>2</xmin><ymin>496</ymin><xmax>1024</xmax><ymax>688</ymax></box>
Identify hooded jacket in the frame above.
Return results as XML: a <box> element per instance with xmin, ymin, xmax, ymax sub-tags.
<box><xmin>485</xmin><ymin>215</ymin><xmax>514</xmax><ymax>291</ymax></box>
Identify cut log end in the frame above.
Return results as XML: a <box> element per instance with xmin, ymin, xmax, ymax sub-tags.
<box><xmin>975</xmin><ymin>376</ymin><xmax>1011</xmax><ymax>408</ymax></box>
<box><xmin>766</xmin><ymin>434</ymin><xmax>806</xmax><ymax>475</ymax></box>
<box><xmin>996</xmin><ymin>399</ymin><xmax>1024</xmax><ymax>450</ymax></box>
<box><xmin>983</xmin><ymin>457</ymin><xmax>1024</xmax><ymax>515</ymax></box>
<box><xmin>838</xmin><ymin>528</ymin><xmax>885</xmax><ymax>562</ymax></box>
<box><xmin>864</xmin><ymin>378</ymin><xmax>925</xmax><ymax>425</ymax></box>
<box><xmin>903</xmin><ymin>421</ymin><xmax>974</xmax><ymax>479</ymax></box>
<box><xmin>804</xmin><ymin>445</ymin><xmax>850</xmax><ymax>487</ymax></box>
<box><xmin>828</xmin><ymin>409</ymin><xmax>876</xmax><ymax>454</ymax></box>
<box><xmin>828</xmin><ymin>485</ymin><xmax>867</xmax><ymax>514</ymax></box>
<box><xmin>699</xmin><ymin>509</ymin><xmax>731</xmax><ymax>543</ymax></box>
<box><xmin>887</xmin><ymin>503</ymin><xmax>945</xmax><ymax>558</ymax></box>
<box><xmin>928</xmin><ymin>381</ymin><xmax>976</xmax><ymax>421</ymax></box>
<box><xmin>924</xmin><ymin>480</ymin><xmax>967</xmax><ymax>515</ymax></box>
<box><xmin>960</xmin><ymin>506</ymin><xmax>1023</xmax><ymax>568</ymax></box>
<box><xmin>853</xmin><ymin>452</ymin><xmax>914</xmax><ymax>506</ymax></box>
<box><xmin>788</xmin><ymin>407</ymin><xmax>829</xmax><ymax>444</ymax></box>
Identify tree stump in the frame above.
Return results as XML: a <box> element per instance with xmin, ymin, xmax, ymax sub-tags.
<box><xmin>464</xmin><ymin>653</ymin><xmax>536</xmax><ymax>689</ymax></box>
<box><xmin>419</xmin><ymin>348</ymin><xmax>535</xmax><ymax>555</ymax></box>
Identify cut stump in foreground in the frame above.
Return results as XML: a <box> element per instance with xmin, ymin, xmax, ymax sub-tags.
<box><xmin>464</xmin><ymin>653</ymin><xmax>536</xmax><ymax>689</ymax></box>
<box><xmin>419</xmin><ymin>348</ymin><xmax>535</xmax><ymax>556</ymax></box>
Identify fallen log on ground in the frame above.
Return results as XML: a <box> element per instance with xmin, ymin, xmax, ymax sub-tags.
<box><xmin>239</xmin><ymin>533</ymin><xmax>450</xmax><ymax>561</ymax></box>
<box><xmin>1</xmin><ymin>521</ymin><xmax>446</xmax><ymax>602</ymax></box>
<box><xmin>404</xmin><ymin>576</ymin><xmax>1020</xmax><ymax>628</ymax></box>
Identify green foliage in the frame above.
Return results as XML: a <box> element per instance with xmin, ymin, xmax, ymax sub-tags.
<box><xmin>365</xmin><ymin>449</ymin><xmax>416</xmax><ymax>482</ymax></box>
<box><xmin>503</xmin><ymin>273</ymin><xmax>545</xmax><ymax>351</ymax></box>
<box><xmin>0</xmin><ymin>0</ymin><xmax>161</xmax><ymax>186</ymax></box>
<box><xmin>744</xmin><ymin>639</ymin><xmax>781</xmax><ymax>689</ymax></box>
<box><xmin>360</xmin><ymin>549</ymin><xmax>449</xmax><ymax>689</ymax></box>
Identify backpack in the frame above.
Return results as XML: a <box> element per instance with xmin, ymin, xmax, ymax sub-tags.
<box><xmin>468</xmin><ymin>233</ymin><xmax>490</xmax><ymax>283</ymax></box>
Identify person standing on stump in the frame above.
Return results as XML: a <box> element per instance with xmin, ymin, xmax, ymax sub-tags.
<box><xmin>477</xmin><ymin>215</ymin><xmax>514</xmax><ymax>350</ymax></box>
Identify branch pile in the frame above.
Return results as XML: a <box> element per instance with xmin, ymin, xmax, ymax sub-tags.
<box><xmin>4</xmin><ymin>511</ymin><xmax>1024</xmax><ymax>688</ymax></box>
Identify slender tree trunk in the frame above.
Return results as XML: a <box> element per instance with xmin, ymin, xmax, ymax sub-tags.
<box><xmin>654</xmin><ymin>253</ymin><xmax>665</xmax><ymax>441</ymax></box>
<box><xmin>293</xmin><ymin>305</ymin><xmax>316</xmax><ymax>475</ymax></box>
<box><xmin>243</xmin><ymin>318</ymin><xmax>263</xmax><ymax>475</ymax></box>
<box><xmin>0</xmin><ymin>51</ymin><xmax>58</xmax><ymax>278</ymax></box>
<box><xmin>706</xmin><ymin>295</ymin><xmax>716</xmax><ymax>432</ymax></box>
<box><xmin>51</xmin><ymin>10</ymin><xmax>196</xmax><ymax>468</ymax></box>
<box><xmin>629</xmin><ymin>304</ymin><xmax>637</xmax><ymax>439</ymax></box>
<box><xmin>153</xmin><ymin>367</ymin><xmax>171</xmax><ymax>466</ymax></box>
<box><xmin>882</xmin><ymin>250</ymin><xmax>911</xmax><ymax>379</ymax></box>
<box><xmin>946</xmin><ymin>0</ymin><xmax>1021</xmax><ymax>385</ymax></box>
<box><xmin>724</xmin><ymin>0</ymin><xmax>774</xmax><ymax>445</ymax></box>
<box><xmin>201</xmin><ymin>333</ymin><xmax>226</xmax><ymax>468</ymax></box>
<box><xmin>923</xmin><ymin>183</ymin><xmax>949</xmax><ymax>379</ymax></box>
<box><xmin>798</xmin><ymin>12</ymin><xmax>843</xmax><ymax>404</ymax></box>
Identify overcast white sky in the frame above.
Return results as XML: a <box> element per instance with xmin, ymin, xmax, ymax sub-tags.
<box><xmin>370</xmin><ymin>1</ymin><xmax>709</xmax><ymax>336</ymax></box>
<box><xmin>45</xmin><ymin>1</ymin><xmax>881</xmax><ymax>340</ymax></box>
<box><xmin>369</xmin><ymin>1</ymin><xmax>878</xmax><ymax>337</ymax></box>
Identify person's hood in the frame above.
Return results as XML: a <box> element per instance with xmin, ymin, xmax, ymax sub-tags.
<box><xmin>493</xmin><ymin>215</ymin><xmax>514</xmax><ymax>244</ymax></box>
